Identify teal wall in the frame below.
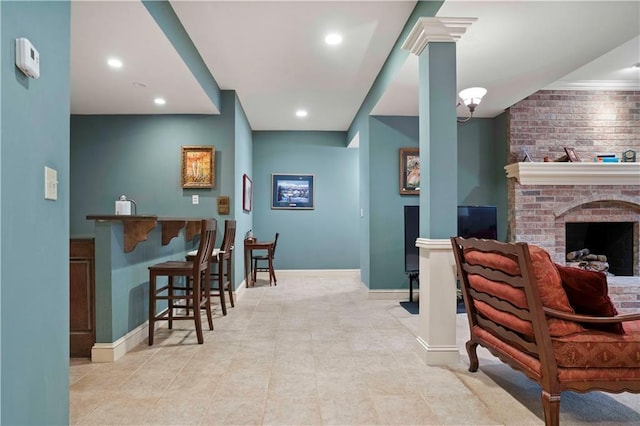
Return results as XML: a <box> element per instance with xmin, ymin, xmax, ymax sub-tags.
<box><xmin>233</xmin><ymin>94</ymin><xmax>253</xmax><ymax>281</ymax></box>
<box><xmin>71</xmin><ymin>96</ymin><xmax>237</xmax><ymax>238</ymax></box>
<box><xmin>458</xmin><ymin>115</ymin><xmax>508</xmax><ymax>241</ymax></box>
<box><xmin>358</xmin><ymin>124</ymin><xmax>371</xmax><ymax>286</ymax></box>
<box><xmin>347</xmin><ymin>0</ymin><xmax>442</xmax><ymax>286</ymax></box>
<box><xmin>1</xmin><ymin>1</ymin><xmax>70</xmax><ymax>424</ymax></box>
<box><xmin>252</xmin><ymin>131</ymin><xmax>359</xmax><ymax>269</ymax></box>
<box><xmin>93</xmin><ymin>222</ymin><xmax>197</xmax><ymax>342</ymax></box>
<box><xmin>369</xmin><ymin>116</ymin><xmax>419</xmax><ymax>290</ymax></box>
<box><xmin>71</xmin><ymin>91</ymin><xmax>247</xmax><ymax>341</ymax></box>
<box><xmin>366</xmin><ymin>115</ymin><xmax>508</xmax><ymax>291</ymax></box>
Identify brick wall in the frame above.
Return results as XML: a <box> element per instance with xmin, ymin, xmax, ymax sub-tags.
<box><xmin>506</xmin><ymin>90</ymin><xmax>640</xmax><ymax>276</ymax></box>
<box><xmin>508</xmin><ymin>90</ymin><xmax>640</xmax><ymax>163</ymax></box>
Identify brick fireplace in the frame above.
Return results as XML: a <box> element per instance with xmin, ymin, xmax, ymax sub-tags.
<box><xmin>505</xmin><ymin>90</ymin><xmax>640</xmax><ymax>311</ymax></box>
<box><xmin>505</xmin><ymin>165</ymin><xmax>640</xmax><ymax>273</ymax></box>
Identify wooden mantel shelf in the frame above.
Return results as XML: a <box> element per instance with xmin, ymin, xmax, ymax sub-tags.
<box><xmin>87</xmin><ymin>215</ymin><xmax>204</xmax><ymax>252</ymax></box>
<box><xmin>504</xmin><ymin>162</ymin><xmax>640</xmax><ymax>186</ymax></box>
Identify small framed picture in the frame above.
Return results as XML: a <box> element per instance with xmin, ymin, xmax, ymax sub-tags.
<box><xmin>564</xmin><ymin>147</ymin><xmax>580</xmax><ymax>162</ymax></box>
<box><xmin>242</xmin><ymin>174</ymin><xmax>253</xmax><ymax>212</ymax></box>
<box><xmin>521</xmin><ymin>148</ymin><xmax>533</xmax><ymax>162</ymax></box>
<box><xmin>399</xmin><ymin>147</ymin><xmax>420</xmax><ymax>195</ymax></box>
<box><xmin>271</xmin><ymin>174</ymin><xmax>314</xmax><ymax>210</ymax></box>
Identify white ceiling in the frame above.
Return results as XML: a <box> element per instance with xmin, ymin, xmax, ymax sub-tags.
<box><xmin>70</xmin><ymin>1</ymin><xmax>640</xmax><ymax>130</ymax></box>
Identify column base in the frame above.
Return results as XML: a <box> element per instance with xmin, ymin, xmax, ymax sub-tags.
<box><xmin>415</xmin><ymin>336</ymin><xmax>460</xmax><ymax>365</ymax></box>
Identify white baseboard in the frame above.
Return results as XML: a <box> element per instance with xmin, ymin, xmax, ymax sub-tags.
<box><xmin>367</xmin><ymin>289</ymin><xmax>409</xmax><ymax>300</ymax></box>
<box><xmin>91</xmin><ymin>321</ymin><xmax>151</xmax><ymax>363</ymax></box>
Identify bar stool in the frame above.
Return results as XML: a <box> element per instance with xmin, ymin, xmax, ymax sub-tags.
<box><xmin>187</xmin><ymin>219</ymin><xmax>236</xmax><ymax>315</ymax></box>
<box><xmin>148</xmin><ymin>219</ymin><xmax>217</xmax><ymax>345</ymax></box>
<box><xmin>212</xmin><ymin>220</ymin><xmax>236</xmax><ymax>315</ymax></box>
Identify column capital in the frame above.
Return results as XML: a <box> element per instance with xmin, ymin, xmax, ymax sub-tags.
<box><xmin>402</xmin><ymin>17</ymin><xmax>477</xmax><ymax>56</ymax></box>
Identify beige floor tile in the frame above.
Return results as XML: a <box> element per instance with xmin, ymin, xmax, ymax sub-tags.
<box><xmin>316</xmin><ymin>371</ymin><xmax>368</xmax><ymax>397</ymax></box>
<box><xmin>370</xmin><ymin>394</ymin><xmax>443</xmax><ymax>425</ymax></box>
<box><xmin>70</xmin><ymin>371</ymin><xmax>133</xmax><ymax>395</ymax></box>
<box><xmin>117</xmin><ymin>369</ymin><xmax>177</xmax><ymax>398</ymax></box>
<box><xmin>69</xmin><ymin>271</ymin><xmax>640</xmax><ymax>425</ymax></box>
<box><xmin>267</xmin><ymin>372</ymin><xmax>318</xmax><ymax>398</ymax></box>
<box><xmin>69</xmin><ymin>393</ymin><xmax>106</xmax><ymax>425</ymax></box>
<box><xmin>78</xmin><ymin>397</ymin><xmax>159</xmax><ymax>425</ymax></box>
<box><xmin>262</xmin><ymin>397</ymin><xmax>322</xmax><ymax>425</ymax></box>
<box><xmin>319</xmin><ymin>395</ymin><xmax>382</xmax><ymax>425</ymax></box>
<box><xmin>200</xmin><ymin>396</ymin><xmax>265</xmax><ymax>425</ymax></box>
<box><xmin>142</xmin><ymin>397</ymin><xmax>211</xmax><ymax>425</ymax></box>
<box><xmin>215</xmin><ymin>369</ymin><xmax>270</xmax><ymax>399</ymax></box>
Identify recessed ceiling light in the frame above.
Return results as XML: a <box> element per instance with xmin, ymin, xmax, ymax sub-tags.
<box><xmin>132</xmin><ymin>81</ymin><xmax>147</xmax><ymax>88</ymax></box>
<box><xmin>107</xmin><ymin>58</ymin><xmax>123</xmax><ymax>69</ymax></box>
<box><xmin>296</xmin><ymin>109</ymin><xmax>308</xmax><ymax>118</ymax></box>
<box><xmin>325</xmin><ymin>33</ymin><xmax>343</xmax><ymax>46</ymax></box>
<box><xmin>154</xmin><ymin>98</ymin><xmax>166</xmax><ymax>106</ymax></box>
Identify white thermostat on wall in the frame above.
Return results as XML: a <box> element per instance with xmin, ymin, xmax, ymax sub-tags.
<box><xmin>15</xmin><ymin>38</ymin><xmax>40</xmax><ymax>79</ymax></box>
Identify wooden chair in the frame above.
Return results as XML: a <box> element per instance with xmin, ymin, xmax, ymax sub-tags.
<box><xmin>148</xmin><ymin>219</ymin><xmax>217</xmax><ymax>345</ymax></box>
<box><xmin>211</xmin><ymin>219</ymin><xmax>236</xmax><ymax>315</ymax></box>
<box><xmin>252</xmin><ymin>232</ymin><xmax>279</xmax><ymax>286</ymax></box>
<box><xmin>451</xmin><ymin>237</ymin><xmax>640</xmax><ymax>425</ymax></box>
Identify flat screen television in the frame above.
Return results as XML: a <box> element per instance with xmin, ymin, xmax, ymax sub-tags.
<box><xmin>403</xmin><ymin>205</ymin><xmax>419</xmax><ymax>273</ymax></box>
<box><xmin>457</xmin><ymin>205</ymin><xmax>497</xmax><ymax>240</ymax></box>
<box><xmin>404</xmin><ymin>205</ymin><xmax>498</xmax><ymax>274</ymax></box>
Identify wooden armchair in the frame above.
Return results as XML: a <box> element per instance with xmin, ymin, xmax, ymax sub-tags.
<box><xmin>451</xmin><ymin>237</ymin><xmax>640</xmax><ymax>426</ymax></box>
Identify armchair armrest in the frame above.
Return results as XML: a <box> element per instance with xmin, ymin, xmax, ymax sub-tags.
<box><xmin>543</xmin><ymin>307</ymin><xmax>640</xmax><ymax>323</ymax></box>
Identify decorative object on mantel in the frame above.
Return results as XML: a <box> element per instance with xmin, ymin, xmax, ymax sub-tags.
<box><xmin>217</xmin><ymin>196</ymin><xmax>230</xmax><ymax>215</ymax></box>
<box><xmin>564</xmin><ymin>147</ymin><xmax>580</xmax><ymax>162</ymax></box>
<box><xmin>521</xmin><ymin>148</ymin><xmax>533</xmax><ymax>162</ymax></box>
<box><xmin>566</xmin><ymin>248</ymin><xmax>609</xmax><ymax>274</ymax></box>
<box><xmin>623</xmin><ymin>149</ymin><xmax>636</xmax><ymax>163</ymax></box>
<box><xmin>595</xmin><ymin>153</ymin><xmax>619</xmax><ymax>163</ymax></box>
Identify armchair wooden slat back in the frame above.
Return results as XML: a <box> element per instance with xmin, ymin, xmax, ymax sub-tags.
<box><xmin>451</xmin><ymin>236</ymin><xmax>640</xmax><ymax>426</ymax></box>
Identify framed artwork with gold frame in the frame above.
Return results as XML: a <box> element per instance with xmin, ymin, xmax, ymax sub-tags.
<box><xmin>181</xmin><ymin>146</ymin><xmax>215</xmax><ymax>188</ymax></box>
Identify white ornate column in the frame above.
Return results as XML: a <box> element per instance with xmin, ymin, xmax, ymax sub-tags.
<box><xmin>403</xmin><ymin>17</ymin><xmax>476</xmax><ymax>365</ymax></box>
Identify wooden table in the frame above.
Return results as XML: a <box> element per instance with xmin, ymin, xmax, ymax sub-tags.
<box><xmin>244</xmin><ymin>238</ymin><xmax>274</xmax><ymax>287</ymax></box>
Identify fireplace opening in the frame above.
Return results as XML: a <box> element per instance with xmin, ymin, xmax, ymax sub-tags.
<box><xmin>565</xmin><ymin>222</ymin><xmax>634</xmax><ymax>276</ymax></box>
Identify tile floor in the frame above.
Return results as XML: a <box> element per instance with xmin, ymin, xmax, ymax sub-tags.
<box><xmin>70</xmin><ymin>270</ymin><xmax>640</xmax><ymax>425</ymax></box>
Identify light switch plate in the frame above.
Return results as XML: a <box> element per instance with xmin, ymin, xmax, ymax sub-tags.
<box><xmin>44</xmin><ymin>166</ymin><xmax>57</xmax><ymax>200</ymax></box>
<box><xmin>192</xmin><ymin>195</ymin><xmax>199</xmax><ymax>205</ymax></box>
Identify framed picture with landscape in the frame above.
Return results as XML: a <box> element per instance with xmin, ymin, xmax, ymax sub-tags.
<box><xmin>271</xmin><ymin>174</ymin><xmax>315</xmax><ymax>210</ymax></box>
<box><xmin>400</xmin><ymin>147</ymin><xmax>420</xmax><ymax>195</ymax></box>
<box><xmin>181</xmin><ymin>146</ymin><xmax>215</xmax><ymax>188</ymax></box>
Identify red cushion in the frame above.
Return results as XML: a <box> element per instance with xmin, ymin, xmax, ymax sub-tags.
<box><xmin>552</xmin><ymin>328</ymin><xmax>640</xmax><ymax>367</ymax></box>
<box><xmin>556</xmin><ymin>264</ymin><xmax>624</xmax><ymax>334</ymax></box>
<box><xmin>464</xmin><ymin>249</ymin><xmax>519</xmax><ymax>275</ymax></box>
<box><xmin>468</xmin><ymin>274</ymin><xmax>527</xmax><ymax>309</ymax></box>
<box><xmin>465</xmin><ymin>246</ymin><xmax>583</xmax><ymax>337</ymax></box>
